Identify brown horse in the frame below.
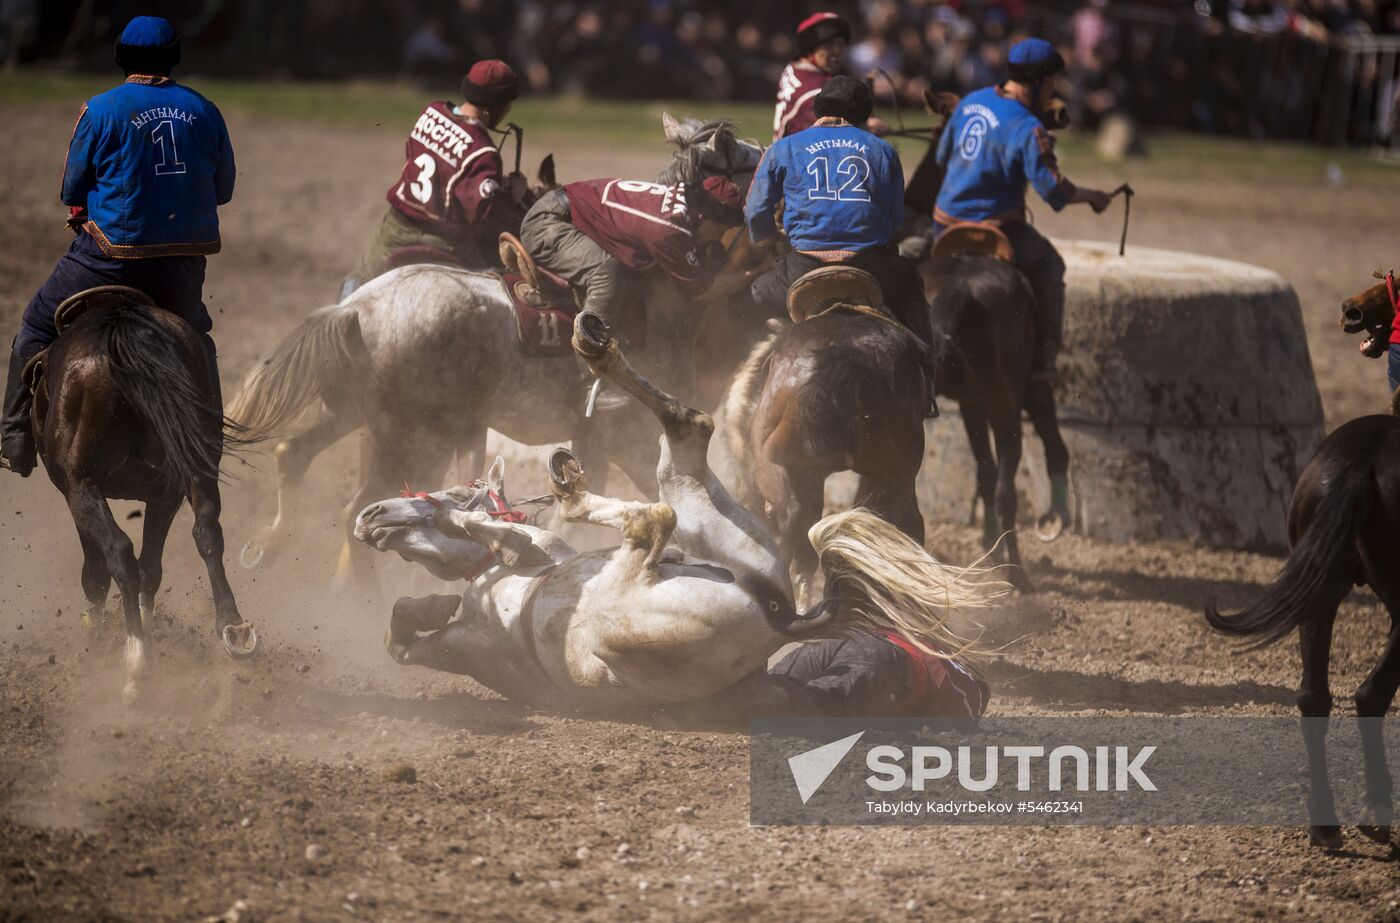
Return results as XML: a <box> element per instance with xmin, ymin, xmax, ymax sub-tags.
<box><xmin>26</xmin><ymin>286</ymin><xmax>257</xmax><ymax>703</ymax></box>
<box><xmin>725</xmin><ymin>267</ymin><xmax>929</xmax><ymax>604</ymax></box>
<box><xmin>1205</xmin><ymin>410</ymin><xmax>1400</xmax><ymax>849</ymax></box>
<box><xmin>1208</xmin><ymin>275</ymin><xmax>1399</xmax><ymax>846</ymax></box>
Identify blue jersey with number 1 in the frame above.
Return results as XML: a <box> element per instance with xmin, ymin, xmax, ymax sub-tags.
<box><xmin>745</xmin><ymin>120</ymin><xmax>903</xmax><ymax>253</ymax></box>
<box><xmin>62</xmin><ymin>76</ymin><xmax>235</xmax><ymax>259</ymax></box>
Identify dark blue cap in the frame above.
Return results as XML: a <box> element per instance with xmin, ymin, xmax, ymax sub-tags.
<box><xmin>1007</xmin><ymin>38</ymin><xmax>1065</xmax><ymax>81</ymax></box>
<box><xmin>119</xmin><ymin>16</ymin><xmax>177</xmax><ymax>48</ymax></box>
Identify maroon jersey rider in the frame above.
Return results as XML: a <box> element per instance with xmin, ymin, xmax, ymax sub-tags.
<box><xmin>773</xmin><ymin>12</ymin><xmax>849</xmax><ymax>140</ymax></box>
<box><xmin>344</xmin><ymin>60</ymin><xmax>527</xmax><ymax>298</ymax></box>
<box><xmin>519</xmin><ymin>176</ymin><xmax>750</xmax><ymax>409</ymax></box>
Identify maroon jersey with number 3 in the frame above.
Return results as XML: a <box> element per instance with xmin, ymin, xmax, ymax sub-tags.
<box><xmin>388</xmin><ymin>101</ymin><xmax>519</xmax><ymax>239</ymax></box>
<box><xmin>773</xmin><ymin>61</ymin><xmax>831</xmax><ymax>140</ymax></box>
<box><xmin>563</xmin><ymin>179</ymin><xmax>711</xmax><ymax>293</ymax></box>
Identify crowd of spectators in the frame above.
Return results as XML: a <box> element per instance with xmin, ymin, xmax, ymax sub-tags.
<box><xmin>6</xmin><ymin>1</ymin><xmax>1399</xmax><ymax>145</ymax></box>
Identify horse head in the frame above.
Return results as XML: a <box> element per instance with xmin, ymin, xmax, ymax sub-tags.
<box><xmin>353</xmin><ymin>473</ymin><xmax>506</xmax><ymax>581</ymax></box>
<box><xmin>1340</xmin><ymin>270</ymin><xmax>1397</xmax><ymax>334</ymax></box>
<box><xmin>657</xmin><ymin>112</ymin><xmax>764</xmax><ymax>194</ymax></box>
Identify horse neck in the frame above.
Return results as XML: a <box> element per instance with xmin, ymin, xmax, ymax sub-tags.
<box><xmin>904</xmin><ymin>136</ymin><xmax>946</xmax><ymax>217</ymax></box>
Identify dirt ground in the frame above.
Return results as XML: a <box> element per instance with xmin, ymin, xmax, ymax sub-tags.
<box><xmin>2</xmin><ymin>100</ymin><xmax>1399</xmax><ymax>922</ymax></box>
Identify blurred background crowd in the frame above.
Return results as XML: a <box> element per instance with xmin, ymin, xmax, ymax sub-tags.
<box><xmin>4</xmin><ymin>0</ymin><xmax>1399</xmax><ymax>148</ymax></box>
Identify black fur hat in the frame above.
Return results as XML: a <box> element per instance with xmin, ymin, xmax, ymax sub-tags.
<box><xmin>814</xmin><ymin>75</ymin><xmax>874</xmax><ymax>125</ymax></box>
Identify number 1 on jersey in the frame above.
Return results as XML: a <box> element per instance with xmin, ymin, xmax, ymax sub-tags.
<box><xmin>150</xmin><ymin>119</ymin><xmax>187</xmax><ymax>176</ymax></box>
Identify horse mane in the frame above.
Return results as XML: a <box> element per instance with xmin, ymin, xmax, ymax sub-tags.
<box><xmin>721</xmin><ymin>332</ymin><xmax>778</xmax><ymax>510</ymax></box>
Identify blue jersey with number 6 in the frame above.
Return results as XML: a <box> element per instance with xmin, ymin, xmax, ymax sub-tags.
<box><xmin>934</xmin><ymin>86</ymin><xmax>1071</xmax><ymax>224</ymax></box>
<box><xmin>61</xmin><ymin>75</ymin><xmax>235</xmax><ymax>259</ymax></box>
<box><xmin>745</xmin><ymin>119</ymin><xmax>903</xmax><ymax>254</ymax></box>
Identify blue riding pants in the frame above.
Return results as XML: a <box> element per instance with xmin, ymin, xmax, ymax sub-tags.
<box><xmin>13</xmin><ymin>231</ymin><xmax>213</xmax><ymax>363</ymax></box>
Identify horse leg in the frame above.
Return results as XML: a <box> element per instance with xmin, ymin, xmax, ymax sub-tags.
<box><xmin>75</xmin><ymin>528</ymin><xmax>111</xmax><ymax>630</ymax></box>
<box><xmin>960</xmin><ymin>403</ymin><xmax>998</xmax><ymax>551</ymax></box>
<box><xmin>574</xmin><ymin>311</ymin><xmax>786</xmax><ymax>585</ymax></box>
<box><xmin>241</xmin><ymin>410</ymin><xmax>360</xmax><ymax>569</ymax></box>
<box><xmin>137</xmin><ymin>492</ymin><xmax>182</xmax><ymax>627</ymax></box>
<box><xmin>66</xmin><ymin>482</ymin><xmax>146</xmax><ymax>703</ymax></box>
<box><xmin>856</xmin><ymin>474</ymin><xmax>925</xmax><ymax>547</ymax></box>
<box><xmin>991</xmin><ymin>413</ymin><xmax>1030</xmax><ymax>591</ymax></box>
<box><xmin>1298</xmin><ymin>597</ymin><xmax>1346</xmax><ymax>848</ymax></box>
<box><xmin>338</xmin><ymin>428</ymin><xmax>453</xmax><ymax>586</ymax></box>
<box><xmin>189</xmin><ymin>476</ymin><xmax>257</xmax><ymax>658</ymax></box>
<box><xmin>1354</xmin><ymin>592</ymin><xmax>1400</xmax><ymax>843</ymax></box>
<box><xmin>548</xmin><ymin>448</ymin><xmax>675</xmax><ymax>578</ymax></box>
<box><xmin>1025</xmin><ymin>377</ymin><xmax>1072</xmax><ymax>541</ymax></box>
<box><xmin>386</xmin><ymin>593</ymin><xmax>466</xmax><ymax>667</ymax></box>
<box><xmin>773</xmin><ymin>469</ymin><xmax>825</xmax><ymax>609</ymax></box>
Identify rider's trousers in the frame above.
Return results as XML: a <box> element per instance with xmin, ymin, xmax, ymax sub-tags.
<box><xmin>519</xmin><ymin>188</ymin><xmax>630</xmax><ymax>340</ymax></box>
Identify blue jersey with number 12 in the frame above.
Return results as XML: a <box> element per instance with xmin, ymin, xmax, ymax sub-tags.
<box><xmin>62</xmin><ymin>76</ymin><xmax>235</xmax><ymax>259</ymax></box>
<box><xmin>745</xmin><ymin>120</ymin><xmax>903</xmax><ymax>254</ymax></box>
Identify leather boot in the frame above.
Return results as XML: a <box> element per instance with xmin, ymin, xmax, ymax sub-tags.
<box><xmin>1</xmin><ymin>350</ymin><xmax>36</xmax><ymax>477</ymax></box>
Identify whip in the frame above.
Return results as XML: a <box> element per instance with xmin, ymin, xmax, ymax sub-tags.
<box><xmin>1108</xmin><ymin>183</ymin><xmax>1135</xmax><ymax>257</ymax></box>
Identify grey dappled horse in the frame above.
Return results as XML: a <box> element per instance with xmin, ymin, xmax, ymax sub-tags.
<box><xmin>227</xmin><ymin>117</ymin><xmax>762</xmax><ymax>578</ymax></box>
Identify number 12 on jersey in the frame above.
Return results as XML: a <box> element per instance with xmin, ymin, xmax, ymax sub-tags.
<box><xmin>805</xmin><ymin>154</ymin><xmax>871</xmax><ymax>202</ymax></box>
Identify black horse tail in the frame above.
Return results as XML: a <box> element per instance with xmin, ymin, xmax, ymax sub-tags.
<box><xmin>99</xmin><ymin>304</ymin><xmax>228</xmax><ymax>491</ymax></box>
<box><xmin>1204</xmin><ymin>463</ymin><xmax>1372</xmax><ymax>650</ymax></box>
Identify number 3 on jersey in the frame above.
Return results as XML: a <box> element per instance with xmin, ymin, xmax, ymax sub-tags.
<box><xmin>409</xmin><ymin>153</ymin><xmax>436</xmax><ymax>204</ymax></box>
<box><xmin>805</xmin><ymin>154</ymin><xmax>871</xmax><ymax>202</ymax></box>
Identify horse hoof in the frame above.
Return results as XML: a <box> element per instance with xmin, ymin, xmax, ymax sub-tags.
<box><xmin>547</xmin><ymin>448</ymin><xmax>586</xmax><ymax>495</ymax></box>
<box><xmin>221</xmin><ymin>623</ymin><xmax>259</xmax><ymax>659</ymax></box>
<box><xmin>572</xmin><ymin>312</ymin><xmax>613</xmax><ymax>360</ymax></box>
<box><xmin>1308</xmin><ymin>825</ymin><xmax>1344</xmax><ymax>849</ymax></box>
<box><xmin>1357</xmin><ymin>824</ymin><xmax>1393</xmax><ymax>845</ymax></box>
<box><xmin>1036</xmin><ymin>511</ymin><xmax>1067</xmax><ymax>542</ymax></box>
<box><xmin>239</xmin><ymin>541</ymin><xmax>266</xmax><ymax>569</ymax></box>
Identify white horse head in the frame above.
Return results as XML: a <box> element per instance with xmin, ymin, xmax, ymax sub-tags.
<box><xmin>657</xmin><ymin>113</ymin><xmax>765</xmax><ymax>193</ymax></box>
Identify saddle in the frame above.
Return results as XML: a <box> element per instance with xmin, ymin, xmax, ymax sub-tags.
<box><xmin>498</xmin><ymin>233</ymin><xmax>582</xmax><ymax>359</ymax></box>
<box><xmin>24</xmin><ymin>285</ymin><xmax>157</xmax><ymax>395</ymax></box>
<box><xmin>786</xmin><ymin>266</ymin><xmax>892</xmax><ymax>326</ymax></box>
<box><xmin>932</xmin><ymin>222</ymin><xmax>1015</xmax><ymax>263</ymax></box>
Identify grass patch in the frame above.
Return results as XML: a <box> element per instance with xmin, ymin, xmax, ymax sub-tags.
<box><xmin>3</xmin><ymin>70</ymin><xmax>1395</xmax><ymax>184</ymax></box>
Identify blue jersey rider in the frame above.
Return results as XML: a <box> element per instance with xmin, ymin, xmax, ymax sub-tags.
<box><xmin>746</xmin><ymin>76</ymin><xmax>936</xmax><ymax>401</ymax></box>
<box><xmin>1</xmin><ymin>16</ymin><xmax>235</xmax><ymax>477</ymax></box>
<box><xmin>934</xmin><ymin>37</ymin><xmax>1113</xmax><ymax>386</ymax></box>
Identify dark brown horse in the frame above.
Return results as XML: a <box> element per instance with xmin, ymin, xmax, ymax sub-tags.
<box><xmin>725</xmin><ymin>267</ymin><xmax>929</xmax><ymax>605</ymax></box>
<box><xmin>26</xmin><ymin>286</ymin><xmax>257</xmax><ymax>703</ymax></box>
<box><xmin>1205</xmin><ymin>412</ymin><xmax>1400</xmax><ymax>849</ymax></box>
<box><xmin>902</xmin><ymin>90</ymin><xmax>1070</xmax><ymax>590</ymax></box>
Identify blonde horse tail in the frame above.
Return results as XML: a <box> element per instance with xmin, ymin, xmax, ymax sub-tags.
<box><xmin>721</xmin><ymin>332</ymin><xmax>777</xmax><ymax>509</ymax></box>
<box><xmin>808</xmin><ymin>509</ymin><xmax>1009</xmax><ymax>657</ymax></box>
<box><xmin>225</xmin><ymin>302</ymin><xmax>368</xmax><ymax>439</ymax></box>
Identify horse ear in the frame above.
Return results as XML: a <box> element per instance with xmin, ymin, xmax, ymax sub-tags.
<box><xmin>923</xmin><ymin>89</ymin><xmax>960</xmax><ymax>119</ymax></box>
<box><xmin>662</xmin><ymin>112</ymin><xmax>683</xmax><ymax>142</ymax></box>
<box><xmin>1374</xmin><ymin>269</ymin><xmax>1387</xmax><ymax>280</ymax></box>
<box><xmin>486</xmin><ymin>455</ymin><xmax>506</xmax><ymax>496</ymax></box>
<box><xmin>538</xmin><ymin>153</ymin><xmax>556</xmax><ymax>188</ymax></box>
<box><xmin>705</xmin><ymin>130</ymin><xmax>722</xmax><ymax>152</ymax></box>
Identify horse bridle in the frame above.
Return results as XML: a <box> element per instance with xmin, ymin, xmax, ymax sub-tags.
<box><xmin>399</xmin><ymin>481</ymin><xmax>533</xmax><ymax>582</ymax></box>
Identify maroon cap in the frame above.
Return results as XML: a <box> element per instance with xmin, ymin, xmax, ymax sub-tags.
<box><xmin>461</xmin><ymin>60</ymin><xmax>519</xmax><ymax>107</ymax></box>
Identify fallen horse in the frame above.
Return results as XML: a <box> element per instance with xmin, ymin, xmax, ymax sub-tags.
<box><xmin>354</xmin><ymin>312</ymin><xmax>1001</xmax><ymax>712</ymax></box>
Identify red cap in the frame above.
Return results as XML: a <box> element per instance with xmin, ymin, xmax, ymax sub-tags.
<box><xmin>461</xmin><ymin>60</ymin><xmax>519</xmax><ymax>107</ymax></box>
<box><xmin>687</xmin><ymin>176</ymin><xmax>744</xmax><ymax>227</ymax></box>
<box><xmin>797</xmin><ymin>12</ymin><xmax>841</xmax><ymax>34</ymax></box>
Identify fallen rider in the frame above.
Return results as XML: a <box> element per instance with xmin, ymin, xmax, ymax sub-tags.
<box><xmin>669</xmin><ymin>627</ymin><xmax>989</xmax><ymax>724</ymax></box>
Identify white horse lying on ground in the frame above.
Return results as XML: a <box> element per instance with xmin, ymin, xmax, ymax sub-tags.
<box><xmin>353</xmin><ymin>313</ymin><xmax>1000</xmax><ymax>711</ymax></box>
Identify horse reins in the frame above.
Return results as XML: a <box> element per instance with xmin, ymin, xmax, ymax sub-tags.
<box><xmin>1387</xmin><ymin>269</ymin><xmax>1399</xmax><ymax>314</ymax></box>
